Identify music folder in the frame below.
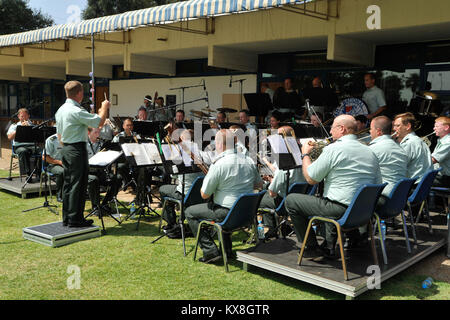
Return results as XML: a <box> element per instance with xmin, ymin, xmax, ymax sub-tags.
<box><xmin>89</xmin><ymin>150</ymin><xmax>123</xmax><ymax>167</ymax></box>
<box><xmin>121</xmin><ymin>143</ymin><xmax>163</xmax><ymax>167</ymax></box>
<box><xmin>159</xmin><ymin>142</ymin><xmax>202</xmax><ymax>175</ymax></box>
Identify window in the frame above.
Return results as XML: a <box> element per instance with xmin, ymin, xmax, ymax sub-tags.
<box><xmin>0</xmin><ymin>84</ymin><xmax>8</xmax><ymax>116</ymax></box>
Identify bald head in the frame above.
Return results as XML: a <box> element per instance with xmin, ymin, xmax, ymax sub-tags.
<box><xmin>334</xmin><ymin>115</ymin><xmax>357</xmax><ymax>133</ymax></box>
<box><xmin>215</xmin><ymin>129</ymin><xmax>234</xmax><ymax>154</ymax></box>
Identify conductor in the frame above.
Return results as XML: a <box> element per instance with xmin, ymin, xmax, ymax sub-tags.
<box><xmin>55</xmin><ymin>81</ymin><xmax>110</xmax><ymax>227</ymax></box>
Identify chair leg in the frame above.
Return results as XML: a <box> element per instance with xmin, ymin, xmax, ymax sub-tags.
<box><xmin>217</xmin><ymin>226</ymin><xmax>228</xmax><ymax>272</ymax></box>
<box><xmin>415</xmin><ymin>201</ymin><xmax>425</xmax><ymax>224</ymax></box>
<box><xmin>424</xmin><ymin>199</ymin><xmax>433</xmax><ymax>235</ymax></box>
<box><xmin>407</xmin><ymin>203</ymin><xmax>418</xmax><ymax>246</ymax></box>
<box><xmin>368</xmin><ymin>219</ymin><xmax>379</xmax><ymax>266</ymax></box>
<box><xmin>335</xmin><ymin>223</ymin><xmax>348</xmax><ymax>281</ymax></box>
<box><xmin>158</xmin><ymin>199</ymin><xmax>168</xmax><ymax>233</ymax></box>
<box><xmin>39</xmin><ymin>173</ymin><xmax>43</xmax><ymax>197</ymax></box>
<box><xmin>297</xmin><ymin>218</ymin><xmax>314</xmax><ymax>266</ymax></box>
<box><xmin>193</xmin><ymin>221</ymin><xmax>205</xmax><ymax>261</ymax></box>
<box><xmin>47</xmin><ymin>175</ymin><xmax>53</xmax><ymax>200</ymax></box>
<box><xmin>374</xmin><ymin>215</ymin><xmax>386</xmax><ymax>265</ymax></box>
<box><xmin>401</xmin><ymin>210</ymin><xmax>412</xmax><ymax>253</ymax></box>
<box><xmin>9</xmin><ymin>156</ymin><xmax>13</xmax><ymax>180</ymax></box>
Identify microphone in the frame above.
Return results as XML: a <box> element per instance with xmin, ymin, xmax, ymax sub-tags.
<box><xmin>229</xmin><ymin>76</ymin><xmax>232</xmax><ymax>88</ymax></box>
<box><xmin>205</xmin><ymin>91</ymin><xmax>210</xmax><ymax>109</ymax></box>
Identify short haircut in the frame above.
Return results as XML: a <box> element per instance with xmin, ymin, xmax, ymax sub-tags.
<box><xmin>123</xmin><ymin>117</ymin><xmax>133</xmax><ymax>124</ymax></box>
<box><xmin>240</xmin><ymin>109</ymin><xmax>250</xmax><ymax>116</ymax></box>
<box><xmin>138</xmin><ymin>106</ymin><xmax>147</xmax><ymax>112</ymax></box>
<box><xmin>217</xmin><ymin>111</ymin><xmax>226</xmax><ymax>118</ymax></box>
<box><xmin>372</xmin><ymin>116</ymin><xmax>392</xmax><ymax>135</ymax></box>
<box><xmin>64</xmin><ymin>81</ymin><xmax>83</xmax><ymax>98</ymax></box>
<box><xmin>270</xmin><ymin>112</ymin><xmax>281</xmax><ymax>121</ymax></box>
<box><xmin>365</xmin><ymin>73</ymin><xmax>376</xmax><ymax>80</ymax></box>
<box><xmin>355</xmin><ymin>115</ymin><xmax>368</xmax><ymax>123</ymax></box>
<box><xmin>436</xmin><ymin>116</ymin><xmax>450</xmax><ymax>126</ymax></box>
<box><xmin>394</xmin><ymin>112</ymin><xmax>416</xmax><ymax>129</ymax></box>
<box><xmin>176</xmin><ymin>109</ymin><xmax>185</xmax><ymax>115</ymax></box>
<box><xmin>145</xmin><ymin>95</ymin><xmax>152</xmax><ymax>101</ymax></box>
<box><xmin>18</xmin><ymin>107</ymin><xmax>29</xmax><ymax>115</ymax></box>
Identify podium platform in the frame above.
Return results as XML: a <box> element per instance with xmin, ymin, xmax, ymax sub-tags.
<box><xmin>237</xmin><ymin>216</ymin><xmax>448</xmax><ymax>299</ymax></box>
<box><xmin>23</xmin><ymin>221</ymin><xmax>101</xmax><ymax>247</ymax></box>
<box><xmin>0</xmin><ymin>176</ymin><xmax>57</xmax><ymax>199</ymax></box>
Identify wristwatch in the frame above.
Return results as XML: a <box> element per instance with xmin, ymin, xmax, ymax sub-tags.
<box><xmin>301</xmin><ymin>153</ymin><xmax>310</xmax><ymax>160</ymax></box>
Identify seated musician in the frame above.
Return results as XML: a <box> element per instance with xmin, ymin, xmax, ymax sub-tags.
<box><xmin>310</xmin><ymin>114</ymin><xmax>322</xmax><ymax>128</ymax></box>
<box><xmin>216</xmin><ymin>111</ymin><xmax>226</xmax><ymax>125</ymax></box>
<box><xmin>112</xmin><ymin>118</ymin><xmax>140</xmax><ymax>189</ymax></box>
<box><xmin>355</xmin><ymin>115</ymin><xmax>371</xmax><ymax>144</ymax></box>
<box><xmin>137</xmin><ymin>106</ymin><xmax>148</xmax><ymax>121</ymax></box>
<box><xmin>393</xmin><ymin>112</ymin><xmax>433</xmax><ymax>182</ymax></box>
<box><xmin>285</xmin><ymin>115</ymin><xmax>382</xmax><ymax>261</ymax></box>
<box><xmin>112</xmin><ymin>118</ymin><xmax>140</xmax><ymax>143</ymax></box>
<box><xmin>185</xmin><ymin>129</ymin><xmax>263</xmax><ymax>263</ymax></box>
<box><xmin>259</xmin><ymin>126</ymin><xmax>305</xmax><ymax>240</ymax></box>
<box><xmin>159</xmin><ymin>129</ymin><xmax>204</xmax><ymax>233</ymax></box>
<box><xmin>269</xmin><ymin>112</ymin><xmax>281</xmax><ymax>130</ymax></box>
<box><xmin>432</xmin><ymin>116</ymin><xmax>450</xmax><ymax>187</ymax></box>
<box><xmin>86</xmin><ymin>127</ymin><xmax>122</xmax><ymax>212</ymax></box>
<box><xmin>239</xmin><ymin>110</ymin><xmax>257</xmax><ymax>131</ymax></box>
<box><xmin>7</xmin><ymin>108</ymin><xmax>41</xmax><ymax>181</ymax></box>
<box><xmin>43</xmin><ymin>133</ymin><xmax>64</xmax><ymax>202</ymax></box>
<box><xmin>154</xmin><ymin>97</ymin><xmax>169</xmax><ymax>121</ymax></box>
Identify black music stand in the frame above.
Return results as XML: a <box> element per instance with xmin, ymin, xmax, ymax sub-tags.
<box><xmin>85</xmin><ymin>150</ymin><xmax>124</xmax><ymax>232</ymax></box>
<box><xmin>151</xmin><ymin>141</ymin><xmax>202</xmax><ymax>256</ymax></box>
<box><xmin>132</xmin><ymin>120</ymin><xmax>167</xmax><ymax>138</ymax></box>
<box><xmin>15</xmin><ymin>124</ymin><xmax>55</xmax><ymax>188</ymax></box>
<box><xmin>244</xmin><ymin>93</ymin><xmax>272</xmax><ymax>122</ymax></box>
<box><xmin>121</xmin><ymin>142</ymin><xmax>163</xmax><ymax>230</ymax></box>
<box><xmin>22</xmin><ymin>122</ymin><xmax>57</xmax><ymax>215</ymax></box>
<box><xmin>266</xmin><ymin>134</ymin><xmax>302</xmax><ymax>238</ymax></box>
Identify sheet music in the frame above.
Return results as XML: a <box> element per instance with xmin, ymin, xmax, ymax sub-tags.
<box><xmin>161</xmin><ymin>144</ymin><xmax>183</xmax><ymax>165</ymax></box>
<box><xmin>142</xmin><ymin>143</ymin><xmax>162</xmax><ymax>164</ymax></box>
<box><xmin>89</xmin><ymin>150</ymin><xmax>123</xmax><ymax>167</ymax></box>
<box><xmin>285</xmin><ymin>137</ymin><xmax>302</xmax><ymax>166</ymax></box>
<box><xmin>267</xmin><ymin>135</ymin><xmax>289</xmax><ymax>154</ymax></box>
<box><xmin>122</xmin><ymin>143</ymin><xmax>162</xmax><ymax>166</ymax></box>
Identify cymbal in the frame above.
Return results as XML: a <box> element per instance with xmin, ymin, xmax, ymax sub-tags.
<box><xmin>190</xmin><ymin>110</ymin><xmax>210</xmax><ymax>118</ymax></box>
<box><xmin>217</xmin><ymin>107</ymin><xmax>237</xmax><ymax>113</ymax></box>
<box><xmin>202</xmin><ymin>108</ymin><xmax>215</xmax><ymax>113</ymax></box>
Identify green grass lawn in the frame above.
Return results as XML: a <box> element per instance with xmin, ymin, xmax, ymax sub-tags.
<box><xmin>0</xmin><ymin>170</ymin><xmax>448</xmax><ymax>300</ymax></box>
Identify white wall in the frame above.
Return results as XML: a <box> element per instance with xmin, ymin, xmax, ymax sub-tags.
<box><xmin>109</xmin><ymin>74</ymin><xmax>257</xmax><ymax>118</ymax></box>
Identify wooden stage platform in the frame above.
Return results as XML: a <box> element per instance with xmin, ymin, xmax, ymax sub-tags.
<box><xmin>237</xmin><ymin>214</ymin><xmax>448</xmax><ymax>299</ymax></box>
<box><xmin>0</xmin><ymin>176</ymin><xmax>56</xmax><ymax>199</ymax></box>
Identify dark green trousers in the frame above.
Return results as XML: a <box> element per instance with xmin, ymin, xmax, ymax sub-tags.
<box><xmin>15</xmin><ymin>145</ymin><xmax>39</xmax><ymax>176</ymax></box>
<box><xmin>185</xmin><ymin>202</ymin><xmax>231</xmax><ymax>256</ymax></box>
<box><xmin>48</xmin><ymin>164</ymin><xmax>64</xmax><ymax>199</ymax></box>
<box><xmin>61</xmin><ymin>142</ymin><xmax>88</xmax><ymax>224</ymax></box>
<box><xmin>285</xmin><ymin>193</ymin><xmax>347</xmax><ymax>248</ymax></box>
<box><xmin>259</xmin><ymin>192</ymin><xmax>283</xmax><ymax>231</ymax></box>
<box><xmin>159</xmin><ymin>184</ymin><xmax>182</xmax><ymax>226</ymax></box>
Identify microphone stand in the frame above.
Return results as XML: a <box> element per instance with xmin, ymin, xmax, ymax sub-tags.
<box><xmin>305</xmin><ymin>99</ymin><xmax>332</xmax><ymax>140</ymax></box>
<box><xmin>170</xmin><ymin>81</ymin><xmax>205</xmax><ymax>112</ymax></box>
<box><xmin>230</xmin><ymin>78</ymin><xmax>247</xmax><ymax>111</ymax></box>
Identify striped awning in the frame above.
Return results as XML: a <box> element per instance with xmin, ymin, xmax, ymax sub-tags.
<box><xmin>0</xmin><ymin>0</ymin><xmax>307</xmax><ymax>48</ymax></box>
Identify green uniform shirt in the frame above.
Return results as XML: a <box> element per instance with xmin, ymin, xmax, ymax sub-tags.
<box><xmin>362</xmin><ymin>86</ymin><xmax>386</xmax><ymax>114</ymax></box>
<box><xmin>369</xmin><ymin>135</ymin><xmax>408</xmax><ymax>196</ymax></box>
<box><xmin>86</xmin><ymin>140</ymin><xmax>101</xmax><ymax>159</ymax></box>
<box><xmin>269</xmin><ymin>167</ymin><xmax>305</xmax><ymax>198</ymax></box>
<box><xmin>307</xmin><ymin>134</ymin><xmax>382</xmax><ymax>206</ymax></box>
<box><xmin>399</xmin><ymin>132</ymin><xmax>433</xmax><ymax>181</ymax></box>
<box><xmin>201</xmin><ymin>149</ymin><xmax>262</xmax><ymax>209</ymax></box>
<box><xmin>7</xmin><ymin>120</ymin><xmax>34</xmax><ymax>147</ymax></box>
<box><xmin>45</xmin><ymin>133</ymin><xmax>63</xmax><ymax>161</ymax></box>
<box><xmin>55</xmin><ymin>99</ymin><xmax>101</xmax><ymax>144</ymax></box>
<box><xmin>112</xmin><ymin>131</ymin><xmax>140</xmax><ymax>143</ymax></box>
<box><xmin>432</xmin><ymin>133</ymin><xmax>450</xmax><ymax>176</ymax></box>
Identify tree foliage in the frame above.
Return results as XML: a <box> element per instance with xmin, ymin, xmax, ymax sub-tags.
<box><xmin>0</xmin><ymin>0</ymin><xmax>53</xmax><ymax>35</ymax></box>
<box><xmin>82</xmin><ymin>0</ymin><xmax>177</xmax><ymax>20</ymax></box>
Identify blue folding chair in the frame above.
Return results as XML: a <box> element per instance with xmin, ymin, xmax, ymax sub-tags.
<box><xmin>298</xmin><ymin>183</ymin><xmax>387</xmax><ymax>281</ymax></box>
<box><xmin>259</xmin><ymin>182</ymin><xmax>318</xmax><ymax>239</ymax></box>
<box><xmin>158</xmin><ymin>176</ymin><xmax>205</xmax><ymax>232</ymax></box>
<box><xmin>193</xmin><ymin>190</ymin><xmax>266</xmax><ymax>272</ymax></box>
<box><xmin>407</xmin><ymin>169</ymin><xmax>442</xmax><ymax>239</ymax></box>
<box><xmin>430</xmin><ymin>186</ymin><xmax>450</xmax><ymax>216</ymax></box>
<box><xmin>373</xmin><ymin>178</ymin><xmax>417</xmax><ymax>265</ymax></box>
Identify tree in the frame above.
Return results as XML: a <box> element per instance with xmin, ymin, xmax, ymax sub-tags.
<box><xmin>0</xmin><ymin>0</ymin><xmax>53</xmax><ymax>35</ymax></box>
<box><xmin>82</xmin><ymin>0</ymin><xmax>176</xmax><ymax>20</ymax></box>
